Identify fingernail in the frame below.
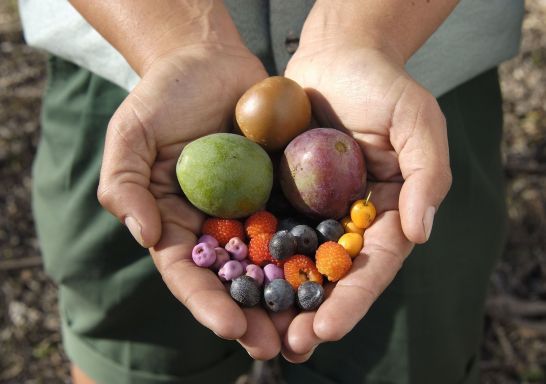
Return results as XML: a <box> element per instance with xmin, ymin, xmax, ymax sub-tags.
<box><xmin>125</xmin><ymin>216</ymin><xmax>144</xmax><ymax>246</ymax></box>
<box><xmin>423</xmin><ymin>206</ymin><xmax>436</xmax><ymax>241</ymax></box>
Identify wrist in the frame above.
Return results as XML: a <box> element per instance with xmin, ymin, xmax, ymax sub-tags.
<box><xmin>70</xmin><ymin>0</ymin><xmax>247</xmax><ymax>75</ymax></box>
<box><xmin>299</xmin><ymin>0</ymin><xmax>458</xmax><ymax>64</ymax></box>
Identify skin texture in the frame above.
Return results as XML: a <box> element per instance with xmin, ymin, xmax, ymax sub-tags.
<box><xmin>67</xmin><ymin>0</ymin><xmax>459</xmax><ymax>380</ymax></box>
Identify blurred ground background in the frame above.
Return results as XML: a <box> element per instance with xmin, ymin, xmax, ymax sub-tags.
<box><xmin>0</xmin><ymin>1</ymin><xmax>545</xmax><ymax>383</ymax></box>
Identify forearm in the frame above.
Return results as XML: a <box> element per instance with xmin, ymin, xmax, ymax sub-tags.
<box><xmin>300</xmin><ymin>0</ymin><xmax>460</xmax><ymax>63</ymax></box>
<box><xmin>68</xmin><ymin>0</ymin><xmax>244</xmax><ymax>75</ymax></box>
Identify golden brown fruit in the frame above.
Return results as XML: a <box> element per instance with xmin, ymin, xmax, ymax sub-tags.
<box><xmin>235</xmin><ymin>76</ymin><xmax>311</xmax><ymax>152</ymax></box>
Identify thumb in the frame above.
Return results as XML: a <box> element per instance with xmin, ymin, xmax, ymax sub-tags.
<box><xmin>97</xmin><ymin>97</ymin><xmax>162</xmax><ymax>248</ymax></box>
<box><xmin>391</xmin><ymin>85</ymin><xmax>452</xmax><ymax>244</ymax></box>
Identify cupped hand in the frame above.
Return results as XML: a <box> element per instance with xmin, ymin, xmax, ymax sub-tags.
<box><xmin>276</xmin><ymin>43</ymin><xmax>452</xmax><ymax>362</ymax></box>
<box><xmin>96</xmin><ymin>45</ymin><xmax>281</xmax><ymax>359</ymax></box>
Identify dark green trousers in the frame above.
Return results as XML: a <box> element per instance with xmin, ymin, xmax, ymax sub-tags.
<box><xmin>32</xmin><ymin>56</ymin><xmax>506</xmax><ymax>384</ymax></box>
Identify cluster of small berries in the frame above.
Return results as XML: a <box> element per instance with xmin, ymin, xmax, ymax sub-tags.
<box><xmin>191</xmin><ymin>196</ymin><xmax>377</xmax><ymax>312</ymax></box>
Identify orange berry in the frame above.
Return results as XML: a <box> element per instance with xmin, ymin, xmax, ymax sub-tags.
<box><xmin>202</xmin><ymin>218</ymin><xmax>245</xmax><ymax>246</ymax></box>
<box><xmin>337</xmin><ymin>233</ymin><xmax>363</xmax><ymax>258</ymax></box>
<box><xmin>244</xmin><ymin>210</ymin><xmax>278</xmax><ymax>238</ymax></box>
<box><xmin>248</xmin><ymin>233</ymin><xmax>273</xmax><ymax>266</ymax></box>
<box><xmin>315</xmin><ymin>241</ymin><xmax>352</xmax><ymax>282</ymax></box>
<box><xmin>340</xmin><ymin>216</ymin><xmax>364</xmax><ymax>236</ymax></box>
<box><xmin>283</xmin><ymin>255</ymin><xmax>323</xmax><ymax>290</ymax></box>
<box><xmin>350</xmin><ymin>199</ymin><xmax>376</xmax><ymax>229</ymax></box>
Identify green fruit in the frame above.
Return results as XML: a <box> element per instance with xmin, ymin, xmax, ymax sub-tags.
<box><xmin>176</xmin><ymin>133</ymin><xmax>273</xmax><ymax>218</ymax></box>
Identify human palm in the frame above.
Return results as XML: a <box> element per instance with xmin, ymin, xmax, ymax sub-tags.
<box><xmin>97</xmin><ymin>46</ymin><xmax>282</xmax><ymax>359</ymax></box>
<box><xmin>277</xmin><ymin>45</ymin><xmax>452</xmax><ymax>361</ymax></box>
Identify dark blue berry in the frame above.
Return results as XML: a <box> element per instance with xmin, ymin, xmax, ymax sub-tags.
<box><xmin>297</xmin><ymin>281</ymin><xmax>324</xmax><ymax>311</ymax></box>
<box><xmin>316</xmin><ymin>219</ymin><xmax>344</xmax><ymax>243</ymax></box>
<box><xmin>269</xmin><ymin>230</ymin><xmax>297</xmax><ymax>260</ymax></box>
<box><xmin>289</xmin><ymin>224</ymin><xmax>318</xmax><ymax>256</ymax></box>
<box><xmin>263</xmin><ymin>279</ymin><xmax>295</xmax><ymax>312</ymax></box>
<box><xmin>230</xmin><ymin>275</ymin><xmax>261</xmax><ymax>307</ymax></box>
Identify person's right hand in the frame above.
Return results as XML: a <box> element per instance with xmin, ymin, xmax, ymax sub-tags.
<box><xmin>96</xmin><ymin>44</ymin><xmax>283</xmax><ymax>359</ymax></box>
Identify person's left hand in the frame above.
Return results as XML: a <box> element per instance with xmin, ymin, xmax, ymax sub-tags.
<box><xmin>270</xmin><ymin>40</ymin><xmax>452</xmax><ymax>362</ymax></box>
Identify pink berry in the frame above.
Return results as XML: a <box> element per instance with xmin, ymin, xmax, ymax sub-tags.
<box><xmin>245</xmin><ymin>264</ymin><xmax>264</xmax><ymax>286</ymax></box>
<box><xmin>211</xmin><ymin>247</ymin><xmax>230</xmax><ymax>270</ymax></box>
<box><xmin>192</xmin><ymin>243</ymin><xmax>216</xmax><ymax>268</ymax></box>
<box><xmin>218</xmin><ymin>260</ymin><xmax>244</xmax><ymax>281</ymax></box>
<box><xmin>225</xmin><ymin>237</ymin><xmax>248</xmax><ymax>260</ymax></box>
<box><xmin>263</xmin><ymin>263</ymin><xmax>284</xmax><ymax>285</ymax></box>
<box><xmin>197</xmin><ymin>234</ymin><xmax>219</xmax><ymax>248</ymax></box>
<box><xmin>239</xmin><ymin>259</ymin><xmax>250</xmax><ymax>270</ymax></box>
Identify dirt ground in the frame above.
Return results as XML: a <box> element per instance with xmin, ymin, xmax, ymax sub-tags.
<box><xmin>0</xmin><ymin>2</ymin><xmax>545</xmax><ymax>383</ymax></box>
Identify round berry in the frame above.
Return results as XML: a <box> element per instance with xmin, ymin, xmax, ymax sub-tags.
<box><xmin>230</xmin><ymin>276</ymin><xmax>261</xmax><ymax>307</ymax></box>
<box><xmin>197</xmin><ymin>234</ymin><xmax>220</xmax><ymax>248</ymax></box>
<box><xmin>340</xmin><ymin>216</ymin><xmax>364</xmax><ymax>236</ymax></box>
<box><xmin>289</xmin><ymin>225</ymin><xmax>318</xmax><ymax>256</ymax></box>
<box><xmin>337</xmin><ymin>232</ymin><xmax>363</xmax><ymax>258</ymax></box>
<box><xmin>297</xmin><ymin>281</ymin><xmax>325</xmax><ymax>311</ymax></box>
<box><xmin>263</xmin><ymin>263</ymin><xmax>284</xmax><ymax>285</ymax></box>
<box><xmin>350</xmin><ymin>197</ymin><xmax>376</xmax><ymax>229</ymax></box>
<box><xmin>211</xmin><ymin>247</ymin><xmax>230</xmax><ymax>270</ymax></box>
<box><xmin>277</xmin><ymin>217</ymin><xmax>301</xmax><ymax>232</ymax></box>
<box><xmin>225</xmin><ymin>237</ymin><xmax>248</xmax><ymax>260</ymax></box>
<box><xmin>263</xmin><ymin>279</ymin><xmax>295</xmax><ymax>312</ymax></box>
<box><xmin>218</xmin><ymin>260</ymin><xmax>244</xmax><ymax>281</ymax></box>
<box><xmin>269</xmin><ymin>230</ymin><xmax>297</xmax><ymax>261</ymax></box>
<box><xmin>245</xmin><ymin>264</ymin><xmax>264</xmax><ymax>286</ymax></box>
<box><xmin>316</xmin><ymin>219</ymin><xmax>344</xmax><ymax>243</ymax></box>
<box><xmin>191</xmin><ymin>243</ymin><xmax>216</xmax><ymax>268</ymax></box>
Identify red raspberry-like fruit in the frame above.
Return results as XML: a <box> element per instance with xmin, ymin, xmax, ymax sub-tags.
<box><xmin>202</xmin><ymin>218</ymin><xmax>244</xmax><ymax>247</ymax></box>
<box><xmin>245</xmin><ymin>211</ymin><xmax>278</xmax><ymax>239</ymax></box>
<box><xmin>248</xmin><ymin>233</ymin><xmax>273</xmax><ymax>267</ymax></box>
<box><xmin>283</xmin><ymin>254</ymin><xmax>323</xmax><ymax>290</ymax></box>
<box><xmin>315</xmin><ymin>241</ymin><xmax>352</xmax><ymax>282</ymax></box>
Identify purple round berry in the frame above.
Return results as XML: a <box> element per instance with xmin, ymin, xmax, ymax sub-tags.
<box><xmin>269</xmin><ymin>230</ymin><xmax>296</xmax><ymax>261</ymax></box>
<box><xmin>263</xmin><ymin>263</ymin><xmax>284</xmax><ymax>285</ymax></box>
<box><xmin>218</xmin><ymin>260</ymin><xmax>244</xmax><ymax>281</ymax></box>
<box><xmin>191</xmin><ymin>242</ymin><xmax>216</xmax><ymax>267</ymax></box>
<box><xmin>211</xmin><ymin>247</ymin><xmax>230</xmax><ymax>270</ymax></box>
<box><xmin>290</xmin><ymin>225</ymin><xmax>318</xmax><ymax>255</ymax></box>
<box><xmin>230</xmin><ymin>275</ymin><xmax>261</xmax><ymax>307</ymax></box>
<box><xmin>297</xmin><ymin>281</ymin><xmax>324</xmax><ymax>311</ymax></box>
<box><xmin>245</xmin><ymin>264</ymin><xmax>264</xmax><ymax>286</ymax></box>
<box><xmin>225</xmin><ymin>237</ymin><xmax>248</xmax><ymax>260</ymax></box>
<box><xmin>197</xmin><ymin>234</ymin><xmax>219</xmax><ymax>248</ymax></box>
<box><xmin>316</xmin><ymin>219</ymin><xmax>344</xmax><ymax>243</ymax></box>
<box><xmin>263</xmin><ymin>279</ymin><xmax>294</xmax><ymax>312</ymax></box>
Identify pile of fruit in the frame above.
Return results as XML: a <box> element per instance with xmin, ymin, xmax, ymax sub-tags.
<box><xmin>177</xmin><ymin>76</ymin><xmax>377</xmax><ymax>312</ymax></box>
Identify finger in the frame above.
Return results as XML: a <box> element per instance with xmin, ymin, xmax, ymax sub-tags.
<box><xmin>313</xmin><ymin>211</ymin><xmax>413</xmax><ymax>341</ymax></box>
<box><xmin>390</xmin><ymin>85</ymin><xmax>452</xmax><ymax>243</ymax></box>
<box><xmin>281</xmin><ymin>311</ymin><xmax>320</xmax><ymax>363</ymax></box>
<box><xmin>150</xmin><ymin>197</ymin><xmax>248</xmax><ymax>340</ymax></box>
<box><xmin>269</xmin><ymin>307</ymin><xmax>298</xmax><ymax>338</ymax></box>
<box><xmin>238</xmin><ymin>307</ymin><xmax>282</xmax><ymax>360</ymax></box>
<box><xmin>98</xmin><ymin>96</ymin><xmax>161</xmax><ymax>248</ymax></box>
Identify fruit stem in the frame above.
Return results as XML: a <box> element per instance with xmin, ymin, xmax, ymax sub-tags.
<box><xmin>365</xmin><ymin>190</ymin><xmax>372</xmax><ymax>205</ymax></box>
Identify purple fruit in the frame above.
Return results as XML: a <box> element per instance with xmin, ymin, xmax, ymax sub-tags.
<box><xmin>225</xmin><ymin>237</ymin><xmax>248</xmax><ymax>260</ymax></box>
<box><xmin>211</xmin><ymin>247</ymin><xmax>230</xmax><ymax>270</ymax></box>
<box><xmin>245</xmin><ymin>264</ymin><xmax>264</xmax><ymax>286</ymax></box>
<box><xmin>218</xmin><ymin>260</ymin><xmax>244</xmax><ymax>281</ymax></box>
<box><xmin>263</xmin><ymin>263</ymin><xmax>284</xmax><ymax>285</ymax></box>
<box><xmin>279</xmin><ymin>128</ymin><xmax>366</xmax><ymax>219</ymax></box>
<box><xmin>192</xmin><ymin>243</ymin><xmax>216</xmax><ymax>267</ymax></box>
<box><xmin>197</xmin><ymin>234</ymin><xmax>219</xmax><ymax>248</ymax></box>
